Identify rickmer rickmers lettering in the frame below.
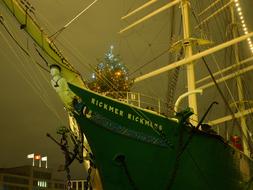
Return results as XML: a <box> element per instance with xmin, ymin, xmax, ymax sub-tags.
<box><xmin>90</xmin><ymin>97</ymin><xmax>163</xmax><ymax>130</ymax></box>
<box><xmin>91</xmin><ymin>97</ymin><xmax>124</xmax><ymax>116</ymax></box>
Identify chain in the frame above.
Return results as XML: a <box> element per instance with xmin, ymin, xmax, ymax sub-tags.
<box><xmin>84</xmin><ymin>160</ymin><xmax>93</xmax><ymax>190</ymax></box>
<box><xmin>47</xmin><ymin>126</ymin><xmax>86</xmax><ymax>190</ymax></box>
<box><xmin>114</xmin><ymin>155</ymin><xmax>138</xmax><ymax>190</ymax></box>
<box><xmin>60</xmin><ymin>131</ymin><xmax>73</xmax><ymax>190</ymax></box>
<box><xmin>66</xmin><ymin>167</ymin><xmax>72</xmax><ymax>190</ymax></box>
<box><xmin>167</xmin><ymin>102</ymin><xmax>218</xmax><ymax>189</ymax></box>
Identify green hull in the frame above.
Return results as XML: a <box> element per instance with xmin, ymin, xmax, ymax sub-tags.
<box><xmin>2</xmin><ymin>0</ymin><xmax>253</xmax><ymax>189</ymax></box>
<box><xmin>70</xmin><ymin>84</ymin><xmax>253</xmax><ymax>190</ymax></box>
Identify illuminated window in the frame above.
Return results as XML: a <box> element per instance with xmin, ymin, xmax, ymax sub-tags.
<box><xmin>37</xmin><ymin>180</ymin><xmax>47</xmax><ymax>187</ymax></box>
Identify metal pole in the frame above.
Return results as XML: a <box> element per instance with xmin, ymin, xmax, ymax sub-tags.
<box><xmin>230</xmin><ymin>4</ymin><xmax>250</xmax><ymax>156</ymax></box>
<box><xmin>174</xmin><ymin>89</ymin><xmax>203</xmax><ymax>113</ymax></box>
<box><xmin>181</xmin><ymin>0</ymin><xmax>198</xmax><ymax>124</ymax></box>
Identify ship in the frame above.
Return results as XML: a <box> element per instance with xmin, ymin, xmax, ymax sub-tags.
<box><xmin>1</xmin><ymin>0</ymin><xmax>253</xmax><ymax>189</ymax></box>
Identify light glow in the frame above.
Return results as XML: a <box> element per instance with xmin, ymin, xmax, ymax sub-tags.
<box><xmin>34</xmin><ymin>154</ymin><xmax>41</xmax><ymax>160</ymax></box>
<box><xmin>234</xmin><ymin>0</ymin><xmax>253</xmax><ymax>54</ymax></box>
<box><xmin>38</xmin><ymin>181</ymin><xmax>47</xmax><ymax>187</ymax></box>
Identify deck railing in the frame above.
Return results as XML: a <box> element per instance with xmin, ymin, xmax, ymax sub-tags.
<box><xmin>103</xmin><ymin>91</ymin><xmax>173</xmax><ymax>116</ymax></box>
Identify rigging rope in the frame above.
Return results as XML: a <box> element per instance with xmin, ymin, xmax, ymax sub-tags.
<box><xmin>166</xmin><ymin>6</ymin><xmax>183</xmax><ymax>115</ymax></box>
<box><xmin>186</xmin><ymin>150</ymin><xmax>214</xmax><ymax>189</ymax></box>
<box><xmin>191</xmin><ymin>1</ymin><xmax>253</xmax><ymax>144</ymax></box>
<box><xmin>199</xmin><ymin>1</ymin><xmax>232</xmax><ymax>139</ymax></box>
<box><xmin>167</xmin><ymin>102</ymin><xmax>217</xmax><ymax>189</ymax></box>
<box><xmin>2</xmin><ymin>0</ymin><xmax>182</xmax><ymax>143</ymax></box>
<box><xmin>29</xmin><ymin>4</ymin><xmax>166</xmax><ymax>141</ymax></box>
<box><xmin>49</xmin><ymin>0</ymin><xmax>98</xmax><ymax>40</ymax></box>
<box><xmin>129</xmin><ymin>11</ymin><xmax>173</xmax><ymax>76</ymax></box>
<box><xmin>130</xmin><ymin>48</ymin><xmax>169</xmax><ymax>76</ymax></box>
<box><xmin>0</xmin><ymin>18</ymin><xmax>64</xmax><ymax>123</ymax></box>
<box><xmin>0</xmin><ymin>18</ymin><xmax>49</xmax><ymax>72</ymax></box>
<box><xmin>201</xmin><ymin>56</ymin><xmax>253</xmax><ymax>152</ymax></box>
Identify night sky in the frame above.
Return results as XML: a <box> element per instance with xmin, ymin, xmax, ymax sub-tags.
<box><xmin>0</xmin><ymin>0</ymin><xmax>253</xmax><ymax>180</ymax></box>
<box><xmin>0</xmin><ymin>0</ymin><xmax>172</xmax><ymax>179</ymax></box>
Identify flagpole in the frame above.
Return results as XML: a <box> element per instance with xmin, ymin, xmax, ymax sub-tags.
<box><xmin>41</xmin><ymin>156</ymin><xmax>48</xmax><ymax>169</ymax></box>
<box><xmin>27</xmin><ymin>153</ymin><xmax>35</xmax><ymax>167</ymax></box>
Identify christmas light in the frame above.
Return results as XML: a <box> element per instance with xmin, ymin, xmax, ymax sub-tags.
<box><xmin>87</xmin><ymin>46</ymin><xmax>133</xmax><ymax>98</ymax></box>
<box><xmin>234</xmin><ymin>0</ymin><xmax>253</xmax><ymax>54</ymax></box>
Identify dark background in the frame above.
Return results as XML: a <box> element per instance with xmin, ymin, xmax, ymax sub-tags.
<box><xmin>0</xmin><ymin>0</ymin><xmax>253</xmax><ymax>179</ymax></box>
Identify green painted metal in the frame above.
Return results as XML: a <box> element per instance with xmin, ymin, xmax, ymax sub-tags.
<box><xmin>70</xmin><ymin>84</ymin><xmax>253</xmax><ymax>190</ymax></box>
<box><xmin>2</xmin><ymin>0</ymin><xmax>253</xmax><ymax>189</ymax></box>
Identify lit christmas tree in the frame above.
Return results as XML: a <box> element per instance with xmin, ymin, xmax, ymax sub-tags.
<box><xmin>87</xmin><ymin>46</ymin><xmax>133</xmax><ymax>99</ymax></box>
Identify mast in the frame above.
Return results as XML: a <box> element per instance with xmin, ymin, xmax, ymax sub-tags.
<box><xmin>121</xmin><ymin>0</ymin><xmax>199</xmax><ymax>122</ymax></box>
<box><xmin>181</xmin><ymin>0</ymin><xmax>198</xmax><ymax>123</ymax></box>
<box><xmin>230</xmin><ymin>3</ymin><xmax>250</xmax><ymax>156</ymax></box>
<box><xmin>120</xmin><ymin>0</ymin><xmax>253</xmax><ymax>129</ymax></box>
<box><xmin>134</xmin><ymin>32</ymin><xmax>253</xmax><ymax>82</ymax></box>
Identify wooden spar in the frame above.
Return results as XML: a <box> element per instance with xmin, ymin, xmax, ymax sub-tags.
<box><xmin>196</xmin><ymin>56</ymin><xmax>253</xmax><ymax>85</ymax></box>
<box><xmin>208</xmin><ymin>107</ymin><xmax>253</xmax><ymax>126</ymax></box>
<box><xmin>63</xmin><ymin>0</ymin><xmax>98</xmax><ymax>28</ymax></box>
<box><xmin>198</xmin><ymin>59</ymin><xmax>253</xmax><ymax>90</ymax></box>
<box><xmin>195</xmin><ymin>1</ymin><xmax>233</xmax><ymax>29</ymax></box>
<box><xmin>119</xmin><ymin>0</ymin><xmax>180</xmax><ymax>34</ymax></box>
<box><xmin>121</xmin><ymin>0</ymin><xmax>157</xmax><ymax>20</ymax></box>
<box><xmin>134</xmin><ymin>32</ymin><xmax>253</xmax><ymax>83</ymax></box>
<box><xmin>198</xmin><ymin>0</ymin><xmax>221</xmax><ymax>16</ymax></box>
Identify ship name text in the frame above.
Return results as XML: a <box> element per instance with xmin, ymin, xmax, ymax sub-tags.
<box><xmin>90</xmin><ymin>98</ymin><xmax>163</xmax><ymax>129</ymax></box>
<box><xmin>91</xmin><ymin>98</ymin><xmax>124</xmax><ymax>116</ymax></box>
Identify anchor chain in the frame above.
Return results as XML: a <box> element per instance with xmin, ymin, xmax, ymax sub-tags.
<box><xmin>46</xmin><ymin>126</ymin><xmax>87</xmax><ymax>189</ymax></box>
<box><xmin>115</xmin><ymin>155</ymin><xmax>138</xmax><ymax>190</ymax></box>
<box><xmin>58</xmin><ymin>129</ymin><xmax>73</xmax><ymax>190</ymax></box>
<box><xmin>167</xmin><ymin>102</ymin><xmax>218</xmax><ymax>189</ymax></box>
<box><xmin>66</xmin><ymin>167</ymin><xmax>72</xmax><ymax>190</ymax></box>
<box><xmin>84</xmin><ymin>160</ymin><xmax>93</xmax><ymax>190</ymax></box>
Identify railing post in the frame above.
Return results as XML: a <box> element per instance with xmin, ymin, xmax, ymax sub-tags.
<box><xmin>158</xmin><ymin>99</ymin><xmax>161</xmax><ymax>114</ymax></box>
<box><xmin>138</xmin><ymin>93</ymin><xmax>141</xmax><ymax>107</ymax></box>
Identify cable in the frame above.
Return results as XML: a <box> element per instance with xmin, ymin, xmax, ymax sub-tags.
<box><xmin>0</xmin><ymin>30</ymin><xmax>64</xmax><ymax>123</ymax></box>
<box><xmin>191</xmin><ymin>2</ymin><xmax>251</xmax><ymax>136</ymax></box>
<box><xmin>130</xmin><ymin>48</ymin><xmax>169</xmax><ymax>76</ymax></box>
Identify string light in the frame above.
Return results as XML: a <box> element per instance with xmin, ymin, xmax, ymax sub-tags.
<box><xmin>234</xmin><ymin>0</ymin><xmax>253</xmax><ymax>54</ymax></box>
<box><xmin>87</xmin><ymin>46</ymin><xmax>133</xmax><ymax>98</ymax></box>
